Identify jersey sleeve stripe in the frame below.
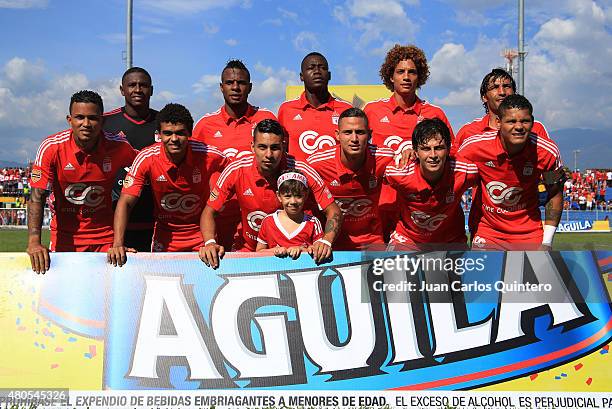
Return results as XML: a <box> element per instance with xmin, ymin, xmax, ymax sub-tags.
<box><xmin>457</xmin><ymin>132</ymin><xmax>497</xmax><ymax>152</ymax></box>
<box><xmin>306</xmin><ymin>147</ymin><xmax>336</xmax><ymax>162</ymax></box>
<box><xmin>307</xmin><ymin>152</ymin><xmax>335</xmax><ymax>164</ymax></box>
<box><xmin>529</xmin><ymin>134</ymin><xmax>560</xmax><ymax>157</ymax></box>
<box><xmin>295</xmin><ymin>161</ymin><xmax>325</xmax><ymax>185</ymax></box>
<box><xmin>34</xmin><ymin>132</ymin><xmax>71</xmax><ymax>166</ymax></box>
<box><xmin>129</xmin><ymin>146</ymin><xmax>159</xmax><ymax>175</ymax></box>
<box><xmin>216</xmin><ymin>157</ymin><xmax>253</xmax><ymax>187</ymax></box>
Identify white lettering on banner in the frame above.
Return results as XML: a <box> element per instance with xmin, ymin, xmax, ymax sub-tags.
<box><xmin>286</xmin><ymin>265</ymin><xmax>376</xmax><ymax>373</ymax></box>
<box><xmin>496</xmin><ymin>252</ymin><xmax>584</xmax><ymax>342</ymax></box>
<box><xmin>383</xmin><ymin>135</ymin><xmax>412</xmax><ymax>156</ymax></box>
<box><xmin>126</xmin><ymin>252</ymin><xmax>586</xmax><ymax>384</ymax></box>
<box><xmin>299</xmin><ymin>130</ymin><xmax>336</xmax><ymax>155</ymax></box>
<box><xmin>128</xmin><ymin>276</ymin><xmax>222</xmax><ymax>379</ymax></box>
<box><xmin>335</xmin><ymin>198</ymin><xmax>373</xmax><ymax>217</ymax></box>
<box><xmin>485</xmin><ymin>181</ymin><xmax>523</xmax><ymax>206</ymax></box>
<box><xmin>211</xmin><ymin>274</ymin><xmax>293</xmax><ymax>378</ymax></box>
<box><xmin>160</xmin><ymin>193</ymin><xmax>200</xmax><ymax>213</ymax></box>
<box><xmin>64</xmin><ymin>183</ymin><xmax>104</xmax><ymax>206</ymax></box>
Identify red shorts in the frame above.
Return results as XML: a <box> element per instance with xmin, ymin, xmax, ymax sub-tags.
<box><xmin>471</xmin><ymin>232</ymin><xmax>543</xmax><ymax>250</ymax></box>
<box><xmin>52</xmin><ymin>242</ymin><xmax>111</xmax><ymax>252</ymax></box>
<box><xmin>388</xmin><ymin>231</ymin><xmax>469</xmax><ymax>251</ymax></box>
<box><xmin>152</xmin><ymin>225</ymin><xmax>204</xmax><ymax>252</ymax></box>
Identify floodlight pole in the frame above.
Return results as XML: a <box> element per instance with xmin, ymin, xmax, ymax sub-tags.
<box><xmin>518</xmin><ymin>0</ymin><xmax>525</xmax><ymax>94</ymax></box>
<box><xmin>126</xmin><ymin>0</ymin><xmax>133</xmax><ymax>69</ymax></box>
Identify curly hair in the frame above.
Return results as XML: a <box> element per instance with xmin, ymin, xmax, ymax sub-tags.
<box><xmin>379</xmin><ymin>44</ymin><xmax>430</xmax><ymax>91</ymax></box>
<box><xmin>157</xmin><ymin>103</ymin><xmax>194</xmax><ymax>132</ymax></box>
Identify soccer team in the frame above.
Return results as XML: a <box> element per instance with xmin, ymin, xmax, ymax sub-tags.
<box><xmin>26</xmin><ymin>44</ymin><xmax>565</xmax><ymax>273</ymax></box>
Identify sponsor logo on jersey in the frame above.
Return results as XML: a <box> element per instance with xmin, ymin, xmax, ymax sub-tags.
<box><xmin>160</xmin><ymin>193</ymin><xmax>200</xmax><ymax>213</ymax></box>
<box><xmin>243</xmin><ymin>188</ymin><xmax>254</xmax><ymax>196</ymax></box>
<box><xmin>123</xmin><ymin>175</ymin><xmax>134</xmax><ymax>189</ymax></box>
<box><xmin>103</xmin><ymin>157</ymin><xmax>112</xmax><ymax>173</ymax></box>
<box><xmin>486</xmin><ymin>181</ymin><xmax>523</xmax><ymax>206</ymax></box>
<box><xmin>299</xmin><ymin>130</ymin><xmax>336</xmax><ymax>155</ymax></box>
<box><xmin>64</xmin><ymin>163</ymin><xmax>75</xmax><ymax>171</ymax></box>
<box><xmin>523</xmin><ymin>161</ymin><xmax>534</xmax><ymax>176</ymax></box>
<box><xmin>193</xmin><ymin>169</ymin><xmax>201</xmax><ymax>184</ymax></box>
<box><xmin>293</xmin><ymin>114</ymin><xmax>303</xmax><ymax>121</ymax></box>
<box><xmin>332</xmin><ymin>113</ymin><xmax>339</xmax><ymax>125</ymax></box>
<box><xmin>485</xmin><ymin>161</ymin><xmax>496</xmax><ymax>168</ymax></box>
<box><xmin>214</xmin><ymin>131</ymin><xmax>223</xmax><ymax>138</ymax></box>
<box><xmin>330</xmin><ymin>180</ymin><xmax>340</xmax><ymax>187</ymax></box>
<box><xmin>64</xmin><ymin>183</ymin><xmax>105</xmax><ymax>207</ymax></box>
<box><xmin>336</xmin><ymin>198</ymin><xmax>373</xmax><ymax>217</ymax></box>
<box><xmin>380</xmin><ymin>116</ymin><xmax>390</xmax><ymax>123</ymax></box>
<box><xmin>31</xmin><ymin>168</ymin><xmax>42</xmax><ymax>183</ymax></box>
<box><xmin>246</xmin><ymin>210</ymin><xmax>267</xmax><ymax>232</ymax></box>
<box><xmin>410</xmin><ymin>210</ymin><xmax>447</xmax><ymax>231</ymax></box>
<box><xmin>472</xmin><ymin>235</ymin><xmax>487</xmax><ymax>248</ymax></box>
<box><xmin>383</xmin><ymin>135</ymin><xmax>412</xmax><ymax>156</ymax></box>
<box><xmin>156</xmin><ymin>174</ymin><xmax>167</xmax><ymax>182</ymax></box>
<box><xmin>445</xmin><ymin>189</ymin><xmax>455</xmax><ymax>203</ymax></box>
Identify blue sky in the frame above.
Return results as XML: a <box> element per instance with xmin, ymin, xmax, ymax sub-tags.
<box><xmin>0</xmin><ymin>0</ymin><xmax>611</xmax><ymax>162</ymax></box>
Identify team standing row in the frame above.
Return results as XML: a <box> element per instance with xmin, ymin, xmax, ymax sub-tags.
<box><xmin>25</xmin><ymin>45</ymin><xmax>564</xmax><ymax>273</ymax></box>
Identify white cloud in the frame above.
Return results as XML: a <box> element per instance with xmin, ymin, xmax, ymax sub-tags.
<box><xmin>203</xmin><ymin>23</ymin><xmax>219</xmax><ymax>34</ymax></box>
<box><xmin>152</xmin><ymin>90</ymin><xmax>178</xmax><ymax>104</ymax></box>
<box><xmin>341</xmin><ymin>66</ymin><xmax>359</xmax><ymax>84</ymax></box>
<box><xmin>278</xmin><ymin>7</ymin><xmax>298</xmax><ymax>21</ymax></box>
<box><xmin>140</xmin><ymin>0</ymin><xmax>242</xmax><ymax>14</ymax></box>
<box><xmin>333</xmin><ymin>0</ymin><xmax>419</xmax><ymax>54</ymax></box>
<box><xmin>251</xmin><ymin>63</ymin><xmax>299</xmax><ymax>111</ymax></box>
<box><xmin>192</xmin><ymin>74</ymin><xmax>220</xmax><ymax>94</ymax></box>
<box><xmin>0</xmin><ymin>0</ymin><xmax>47</xmax><ymax>8</ymax></box>
<box><xmin>292</xmin><ymin>31</ymin><xmax>320</xmax><ymax>52</ymax></box>
<box><xmin>224</xmin><ymin>38</ymin><xmax>238</xmax><ymax>46</ymax></box>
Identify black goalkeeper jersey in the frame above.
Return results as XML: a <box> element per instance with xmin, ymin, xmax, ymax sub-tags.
<box><xmin>104</xmin><ymin>107</ymin><xmax>158</xmax><ymax>229</ymax></box>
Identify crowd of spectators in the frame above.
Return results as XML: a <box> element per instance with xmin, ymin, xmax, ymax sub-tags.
<box><xmin>563</xmin><ymin>169</ymin><xmax>612</xmax><ymax>211</ymax></box>
<box><xmin>0</xmin><ymin>166</ymin><xmax>31</xmax><ymax>198</ymax></box>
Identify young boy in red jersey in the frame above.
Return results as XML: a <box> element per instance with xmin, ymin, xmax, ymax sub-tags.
<box><xmin>256</xmin><ymin>170</ymin><xmax>323</xmax><ymax>259</ymax></box>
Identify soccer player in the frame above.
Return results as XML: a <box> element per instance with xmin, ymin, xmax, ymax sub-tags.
<box><xmin>307</xmin><ymin>107</ymin><xmax>394</xmax><ymax>249</ymax></box>
<box><xmin>192</xmin><ymin>60</ymin><xmax>277</xmax><ymax>250</ymax></box>
<box><xmin>256</xmin><ymin>170</ymin><xmax>324</xmax><ymax>259</ymax></box>
<box><xmin>454</xmin><ymin>68</ymin><xmax>550</xmax><ymax>153</ymax></box>
<box><xmin>384</xmin><ymin>119</ymin><xmax>477</xmax><ymax>249</ymax></box>
<box><xmin>456</xmin><ymin>95</ymin><xmax>564</xmax><ymax>249</ymax></box>
<box><xmin>278</xmin><ymin>52</ymin><xmax>352</xmax><ymax>161</ymax></box>
<box><xmin>199</xmin><ymin>119</ymin><xmax>342</xmax><ymax>268</ymax></box>
<box><xmin>104</xmin><ymin>67</ymin><xmax>158</xmax><ymax>251</ymax></box>
<box><xmin>27</xmin><ymin>90</ymin><xmax>137</xmax><ymax>273</ymax></box>
<box><xmin>108</xmin><ymin>103</ymin><xmax>228</xmax><ymax>266</ymax></box>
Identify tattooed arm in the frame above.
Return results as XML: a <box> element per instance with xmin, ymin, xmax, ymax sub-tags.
<box><xmin>26</xmin><ymin>188</ymin><xmax>50</xmax><ymax>274</ymax></box>
<box><xmin>311</xmin><ymin>202</ymin><xmax>343</xmax><ymax>264</ymax></box>
<box><xmin>542</xmin><ymin>182</ymin><xmax>563</xmax><ymax>249</ymax></box>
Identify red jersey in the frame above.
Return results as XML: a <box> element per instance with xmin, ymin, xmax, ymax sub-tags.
<box><xmin>30</xmin><ymin>129</ymin><xmax>137</xmax><ymax>250</ymax></box>
<box><xmin>364</xmin><ymin>96</ymin><xmax>454</xmax><ymax>155</ymax></box>
<box><xmin>207</xmin><ymin>155</ymin><xmax>335</xmax><ymax>251</ymax></box>
<box><xmin>307</xmin><ymin>145</ymin><xmax>394</xmax><ymax>249</ymax></box>
<box><xmin>192</xmin><ymin>104</ymin><xmax>277</xmax><ymax>161</ymax></box>
<box><xmin>122</xmin><ymin>140</ymin><xmax>228</xmax><ymax>252</ymax></box>
<box><xmin>453</xmin><ymin>114</ymin><xmax>550</xmax><ymax>155</ymax></box>
<box><xmin>278</xmin><ymin>92</ymin><xmax>352</xmax><ymax>161</ymax></box>
<box><xmin>384</xmin><ymin>159</ymin><xmax>478</xmax><ymax>245</ymax></box>
<box><xmin>257</xmin><ymin>210</ymin><xmax>323</xmax><ymax>248</ymax></box>
<box><xmin>456</xmin><ymin>132</ymin><xmax>562</xmax><ymax>242</ymax></box>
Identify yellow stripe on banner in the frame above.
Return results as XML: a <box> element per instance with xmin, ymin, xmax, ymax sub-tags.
<box><xmin>286</xmin><ymin>85</ymin><xmax>391</xmax><ymax>109</ymax></box>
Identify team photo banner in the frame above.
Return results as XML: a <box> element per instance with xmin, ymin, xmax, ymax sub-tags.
<box><xmin>0</xmin><ymin>250</ymin><xmax>610</xmax><ymax>407</ymax></box>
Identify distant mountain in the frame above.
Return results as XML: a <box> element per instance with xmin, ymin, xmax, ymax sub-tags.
<box><xmin>550</xmin><ymin>128</ymin><xmax>611</xmax><ymax>170</ymax></box>
<box><xmin>0</xmin><ymin>160</ymin><xmax>26</xmax><ymax>168</ymax></box>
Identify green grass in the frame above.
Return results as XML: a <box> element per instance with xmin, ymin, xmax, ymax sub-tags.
<box><xmin>0</xmin><ymin>228</ymin><xmax>50</xmax><ymax>252</ymax></box>
<box><xmin>0</xmin><ymin>228</ymin><xmax>609</xmax><ymax>252</ymax></box>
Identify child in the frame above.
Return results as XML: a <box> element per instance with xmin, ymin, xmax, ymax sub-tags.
<box><xmin>256</xmin><ymin>170</ymin><xmax>324</xmax><ymax>259</ymax></box>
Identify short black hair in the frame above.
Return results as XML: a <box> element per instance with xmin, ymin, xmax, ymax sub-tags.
<box><xmin>253</xmin><ymin>118</ymin><xmax>284</xmax><ymax>140</ymax></box>
<box><xmin>480</xmin><ymin>68</ymin><xmax>516</xmax><ymax>112</ymax></box>
<box><xmin>277</xmin><ymin>169</ymin><xmax>308</xmax><ymax>196</ymax></box>
<box><xmin>300</xmin><ymin>52</ymin><xmax>328</xmax><ymax>70</ymax></box>
<box><xmin>157</xmin><ymin>103</ymin><xmax>194</xmax><ymax>132</ymax></box>
<box><xmin>338</xmin><ymin>107</ymin><xmax>369</xmax><ymax>128</ymax></box>
<box><xmin>122</xmin><ymin>66</ymin><xmax>152</xmax><ymax>84</ymax></box>
<box><xmin>498</xmin><ymin>94</ymin><xmax>533</xmax><ymax>120</ymax></box>
<box><xmin>69</xmin><ymin>90</ymin><xmax>104</xmax><ymax>114</ymax></box>
<box><xmin>222</xmin><ymin>59</ymin><xmax>250</xmax><ymax>81</ymax></box>
<box><xmin>412</xmin><ymin>118</ymin><xmax>451</xmax><ymax>151</ymax></box>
